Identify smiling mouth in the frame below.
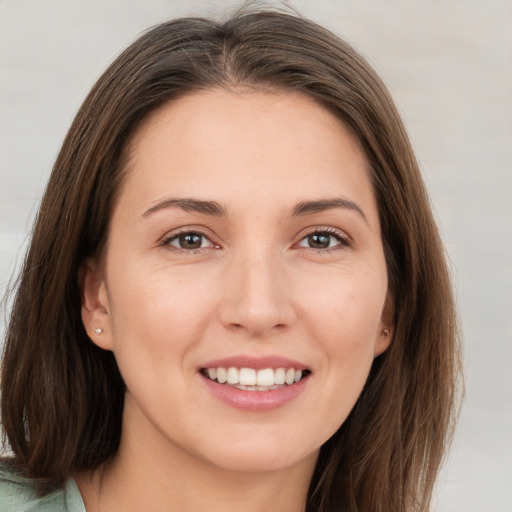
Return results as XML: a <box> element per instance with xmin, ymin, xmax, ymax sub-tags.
<box><xmin>200</xmin><ymin>367</ymin><xmax>311</xmax><ymax>391</ymax></box>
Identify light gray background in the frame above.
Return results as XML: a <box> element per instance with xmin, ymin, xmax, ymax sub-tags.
<box><xmin>1</xmin><ymin>1</ymin><xmax>511</xmax><ymax>510</ymax></box>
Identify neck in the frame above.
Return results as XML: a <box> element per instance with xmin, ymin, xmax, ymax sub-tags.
<box><xmin>76</xmin><ymin>396</ymin><xmax>317</xmax><ymax>512</ymax></box>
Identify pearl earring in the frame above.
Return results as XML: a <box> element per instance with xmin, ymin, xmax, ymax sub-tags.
<box><xmin>383</xmin><ymin>328</ymin><xmax>390</xmax><ymax>336</ymax></box>
<box><xmin>94</xmin><ymin>327</ymin><xmax>103</xmax><ymax>334</ymax></box>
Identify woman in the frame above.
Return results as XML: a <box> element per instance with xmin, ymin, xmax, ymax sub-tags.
<box><xmin>0</xmin><ymin>7</ymin><xmax>460</xmax><ymax>512</ymax></box>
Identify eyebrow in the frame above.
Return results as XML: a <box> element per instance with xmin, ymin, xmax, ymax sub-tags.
<box><xmin>141</xmin><ymin>196</ymin><xmax>367</xmax><ymax>223</ymax></box>
<box><xmin>141</xmin><ymin>198</ymin><xmax>226</xmax><ymax>218</ymax></box>
<box><xmin>291</xmin><ymin>198</ymin><xmax>368</xmax><ymax>223</ymax></box>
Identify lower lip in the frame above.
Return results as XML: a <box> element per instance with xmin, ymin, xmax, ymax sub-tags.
<box><xmin>200</xmin><ymin>374</ymin><xmax>309</xmax><ymax>412</ymax></box>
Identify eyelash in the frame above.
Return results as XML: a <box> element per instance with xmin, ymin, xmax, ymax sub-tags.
<box><xmin>296</xmin><ymin>227</ymin><xmax>350</xmax><ymax>252</ymax></box>
<box><xmin>161</xmin><ymin>226</ymin><xmax>350</xmax><ymax>254</ymax></box>
<box><xmin>161</xmin><ymin>229</ymin><xmax>218</xmax><ymax>254</ymax></box>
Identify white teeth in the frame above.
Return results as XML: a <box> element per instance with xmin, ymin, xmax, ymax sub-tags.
<box><xmin>235</xmin><ymin>385</ymin><xmax>258</xmax><ymax>392</ymax></box>
<box><xmin>256</xmin><ymin>368</ymin><xmax>274</xmax><ymax>387</ymax></box>
<box><xmin>216</xmin><ymin>367</ymin><xmax>227</xmax><ymax>384</ymax></box>
<box><xmin>285</xmin><ymin>368</ymin><xmax>295</xmax><ymax>385</ymax></box>
<box><xmin>227</xmin><ymin>367</ymin><xmax>239</xmax><ymax>385</ymax></box>
<box><xmin>239</xmin><ymin>368</ymin><xmax>257</xmax><ymax>386</ymax></box>
<box><xmin>274</xmin><ymin>368</ymin><xmax>286</xmax><ymax>385</ymax></box>
<box><xmin>204</xmin><ymin>366</ymin><xmax>307</xmax><ymax>390</ymax></box>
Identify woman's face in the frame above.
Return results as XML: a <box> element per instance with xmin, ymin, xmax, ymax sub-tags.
<box><xmin>83</xmin><ymin>89</ymin><xmax>392</xmax><ymax>475</ymax></box>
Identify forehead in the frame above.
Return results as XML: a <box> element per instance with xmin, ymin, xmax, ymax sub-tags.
<box><xmin>118</xmin><ymin>88</ymin><xmax>377</xmax><ymax>222</ymax></box>
<box><xmin>130</xmin><ymin>88</ymin><xmax>365</xmax><ymax>164</ymax></box>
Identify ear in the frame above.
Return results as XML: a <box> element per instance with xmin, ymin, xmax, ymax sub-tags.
<box><xmin>374</xmin><ymin>291</ymin><xmax>395</xmax><ymax>357</ymax></box>
<box><xmin>78</xmin><ymin>260</ymin><xmax>114</xmax><ymax>351</ymax></box>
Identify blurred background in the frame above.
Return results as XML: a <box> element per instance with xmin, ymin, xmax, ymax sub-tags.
<box><xmin>1</xmin><ymin>1</ymin><xmax>511</xmax><ymax>510</ymax></box>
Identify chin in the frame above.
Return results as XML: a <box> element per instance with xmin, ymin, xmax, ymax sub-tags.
<box><xmin>193</xmin><ymin>434</ymin><xmax>320</xmax><ymax>475</ymax></box>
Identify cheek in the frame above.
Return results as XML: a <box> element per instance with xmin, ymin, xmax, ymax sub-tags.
<box><xmin>299</xmin><ymin>264</ymin><xmax>386</xmax><ymax>342</ymax></box>
<box><xmin>106</xmin><ymin>261</ymin><xmax>218</xmax><ymax>371</ymax></box>
<box><xmin>297</xmin><ymin>265</ymin><xmax>386</xmax><ymax>403</ymax></box>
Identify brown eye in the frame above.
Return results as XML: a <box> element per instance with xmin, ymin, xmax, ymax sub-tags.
<box><xmin>307</xmin><ymin>233</ymin><xmax>331</xmax><ymax>249</ymax></box>
<box><xmin>298</xmin><ymin>230</ymin><xmax>347</xmax><ymax>250</ymax></box>
<box><xmin>167</xmin><ymin>232</ymin><xmax>209</xmax><ymax>250</ymax></box>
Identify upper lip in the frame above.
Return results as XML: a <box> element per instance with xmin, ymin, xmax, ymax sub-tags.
<box><xmin>200</xmin><ymin>355</ymin><xmax>309</xmax><ymax>371</ymax></box>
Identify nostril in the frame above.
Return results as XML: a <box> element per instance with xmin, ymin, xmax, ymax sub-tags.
<box><xmin>227</xmin><ymin>321</ymin><xmax>288</xmax><ymax>333</ymax></box>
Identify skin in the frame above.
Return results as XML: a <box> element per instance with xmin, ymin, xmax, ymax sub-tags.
<box><xmin>78</xmin><ymin>88</ymin><xmax>393</xmax><ymax>512</ymax></box>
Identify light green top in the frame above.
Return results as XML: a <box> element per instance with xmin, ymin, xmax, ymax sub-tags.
<box><xmin>0</xmin><ymin>462</ymin><xmax>86</xmax><ymax>512</ymax></box>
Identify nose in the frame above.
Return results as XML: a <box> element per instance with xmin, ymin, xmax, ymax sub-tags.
<box><xmin>218</xmin><ymin>249</ymin><xmax>297</xmax><ymax>338</ymax></box>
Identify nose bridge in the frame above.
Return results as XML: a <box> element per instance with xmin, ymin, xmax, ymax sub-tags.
<box><xmin>219</xmin><ymin>243</ymin><xmax>295</xmax><ymax>336</ymax></box>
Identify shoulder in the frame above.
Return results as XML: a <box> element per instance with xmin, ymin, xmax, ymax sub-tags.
<box><xmin>0</xmin><ymin>459</ymin><xmax>85</xmax><ymax>512</ymax></box>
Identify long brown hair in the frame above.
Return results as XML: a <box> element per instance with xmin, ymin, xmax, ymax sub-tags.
<box><xmin>1</xmin><ymin>7</ymin><xmax>461</xmax><ymax>511</ymax></box>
